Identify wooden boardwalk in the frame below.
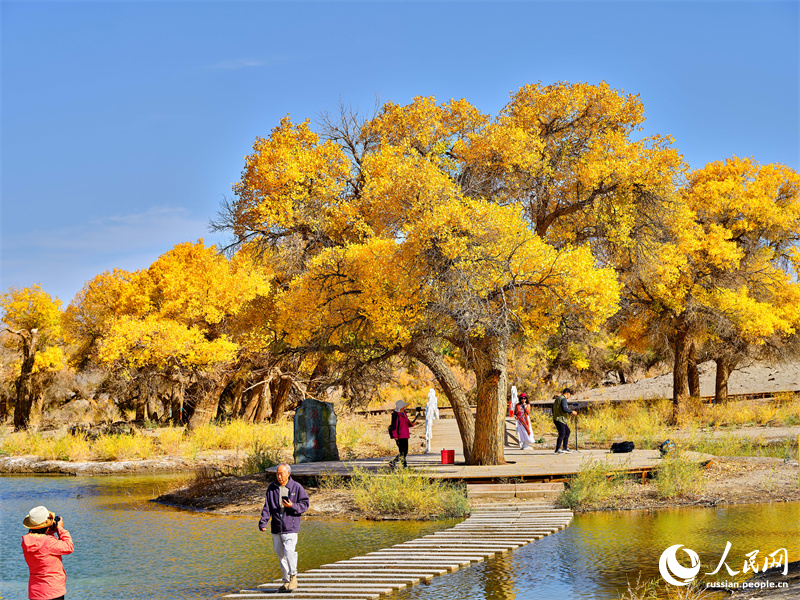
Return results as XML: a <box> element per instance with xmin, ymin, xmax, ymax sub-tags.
<box><xmin>224</xmin><ymin>502</ymin><xmax>573</xmax><ymax>599</ymax></box>
<box><xmin>277</xmin><ymin>418</ymin><xmax>714</xmax><ymax>482</ymax></box>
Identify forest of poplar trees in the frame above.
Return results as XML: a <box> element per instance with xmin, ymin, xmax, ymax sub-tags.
<box><xmin>3</xmin><ymin>81</ymin><xmax>800</xmax><ymax>465</ymax></box>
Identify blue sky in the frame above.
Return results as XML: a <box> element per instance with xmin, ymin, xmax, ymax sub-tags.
<box><xmin>2</xmin><ymin>0</ymin><xmax>798</xmax><ymax>306</ymax></box>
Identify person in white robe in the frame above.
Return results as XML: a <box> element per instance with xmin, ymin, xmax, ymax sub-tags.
<box><xmin>424</xmin><ymin>388</ymin><xmax>440</xmax><ymax>453</ymax></box>
<box><xmin>509</xmin><ymin>385</ymin><xmax>519</xmax><ymax>417</ymax></box>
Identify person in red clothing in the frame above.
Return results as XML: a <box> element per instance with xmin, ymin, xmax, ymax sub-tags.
<box><xmin>21</xmin><ymin>505</ymin><xmax>74</xmax><ymax>600</ymax></box>
<box><xmin>389</xmin><ymin>400</ymin><xmax>418</xmax><ymax>468</ymax></box>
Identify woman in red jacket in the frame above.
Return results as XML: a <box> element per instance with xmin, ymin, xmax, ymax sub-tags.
<box><xmin>21</xmin><ymin>506</ymin><xmax>74</xmax><ymax>600</ymax></box>
<box><xmin>389</xmin><ymin>400</ymin><xmax>418</xmax><ymax>468</ymax></box>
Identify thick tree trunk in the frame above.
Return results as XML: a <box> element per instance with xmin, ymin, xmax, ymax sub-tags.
<box><xmin>228</xmin><ymin>379</ymin><xmax>247</xmax><ymax>419</ymax></box>
<box><xmin>13</xmin><ymin>329</ymin><xmax>39</xmax><ymax>431</ymax></box>
<box><xmin>307</xmin><ymin>356</ymin><xmax>330</xmax><ymax>399</ymax></box>
<box><xmin>269</xmin><ymin>375</ymin><xmax>293</xmax><ymax>423</ymax></box>
<box><xmin>688</xmin><ymin>342</ymin><xmax>700</xmax><ymax>398</ymax></box>
<box><xmin>187</xmin><ymin>372</ymin><xmax>233</xmax><ymax>431</ymax></box>
<box><xmin>406</xmin><ymin>340</ymin><xmax>475</xmax><ymax>464</ymax></box>
<box><xmin>253</xmin><ymin>382</ymin><xmax>272</xmax><ymax>423</ymax></box>
<box><xmin>714</xmin><ymin>356</ymin><xmax>731</xmax><ymax>404</ymax></box>
<box><xmin>470</xmin><ymin>336</ymin><xmax>507</xmax><ymax>466</ymax></box>
<box><xmin>672</xmin><ymin>314</ymin><xmax>691</xmax><ymax>421</ymax></box>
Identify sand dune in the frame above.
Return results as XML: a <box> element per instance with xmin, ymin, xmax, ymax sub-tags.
<box><xmin>582</xmin><ymin>360</ymin><xmax>800</xmax><ymax>402</ymax></box>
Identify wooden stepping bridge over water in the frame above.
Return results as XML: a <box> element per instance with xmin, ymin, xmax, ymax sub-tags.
<box><xmin>224</xmin><ymin>502</ymin><xmax>573</xmax><ymax>599</ymax></box>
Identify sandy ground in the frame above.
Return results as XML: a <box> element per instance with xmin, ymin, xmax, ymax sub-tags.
<box><xmin>583</xmin><ymin>360</ymin><xmax>800</xmax><ymax>402</ymax></box>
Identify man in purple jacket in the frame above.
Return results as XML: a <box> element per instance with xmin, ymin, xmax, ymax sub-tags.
<box><xmin>259</xmin><ymin>464</ymin><xmax>310</xmax><ymax>591</ymax></box>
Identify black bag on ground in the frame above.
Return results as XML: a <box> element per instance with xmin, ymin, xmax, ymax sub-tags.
<box><xmin>610</xmin><ymin>441</ymin><xmax>635</xmax><ymax>453</ymax></box>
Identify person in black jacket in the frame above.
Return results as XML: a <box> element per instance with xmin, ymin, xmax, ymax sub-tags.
<box><xmin>552</xmin><ymin>388</ymin><xmax>577</xmax><ymax>454</ymax></box>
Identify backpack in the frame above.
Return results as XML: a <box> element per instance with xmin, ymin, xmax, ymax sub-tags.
<box><xmin>659</xmin><ymin>439</ymin><xmax>676</xmax><ymax>456</ymax></box>
<box><xmin>388</xmin><ymin>411</ymin><xmax>398</xmax><ymax>438</ymax></box>
<box><xmin>610</xmin><ymin>441</ymin><xmax>635</xmax><ymax>453</ymax></box>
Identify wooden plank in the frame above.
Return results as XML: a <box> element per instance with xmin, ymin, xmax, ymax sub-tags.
<box><xmin>297</xmin><ymin>572</ymin><xmax>426</xmax><ymax>579</ymax></box>
<box><xmin>236</xmin><ymin>591</ymin><xmax>384</xmax><ymax>599</ymax></box>
<box><xmin>289</xmin><ymin>575</ymin><xmax>420</xmax><ymax>586</ymax></box>
<box><xmin>311</xmin><ymin>564</ymin><xmax>449</xmax><ymax>575</ymax></box>
<box><xmin>258</xmin><ymin>583</ymin><xmax>398</xmax><ymax>594</ymax></box>
<box><xmin>226</xmin><ymin>504</ymin><xmax>575</xmax><ymax>600</ymax></box>
<box><xmin>326</xmin><ymin>559</ymin><xmax>470</xmax><ymax>570</ymax></box>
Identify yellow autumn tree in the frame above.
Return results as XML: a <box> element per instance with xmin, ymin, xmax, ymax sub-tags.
<box><xmin>65</xmin><ymin>241</ymin><xmax>272</xmax><ymax>429</ymax></box>
<box><xmin>222</xmin><ymin>83</ymin><xmax>674</xmax><ymax>465</ymax></box>
<box><xmin>1</xmin><ymin>284</ymin><xmax>65</xmax><ymax>429</ymax></box>
<box><xmin>620</xmin><ymin>157</ymin><xmax>800</xmax><ymax>410</ymax></box>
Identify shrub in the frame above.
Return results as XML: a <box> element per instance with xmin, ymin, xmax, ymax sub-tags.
<box><xmin>653</xmin><ymin>453</ymin><xmax>706</xmax><ymax>498</ymax></box>
<box><xmin>240</xmin><ymin>440</ymin><xmax>286</xmax><ymax>474</ymax></box>
<box><xmin>93</xmin><ymin>432</ymin><xmax>155</xmax><ymax>460</ymax></box>
<box><xmin>558</xmin><ymin>459</ymin><xmax>628</xmax><ymax>509</ymax></box>
<box><xmin>347</xmin><ymin>467</ymin><xmax>469</xmax><ymax>518</ymax></box>
<box><xmin>157</xmin><ymin>426</ymin><xmax>188</xmax><ymax>457</ymax></box>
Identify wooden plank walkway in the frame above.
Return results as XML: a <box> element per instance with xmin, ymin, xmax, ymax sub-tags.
<box><xmin>275</xmin><ymin>418</ymin><xmax>715</xmax><ymax>482</ymax></box>
<box><xmin>223</xmin><ymin>502</ymin><xmax>573</xmax><ymax>599</ymax></box>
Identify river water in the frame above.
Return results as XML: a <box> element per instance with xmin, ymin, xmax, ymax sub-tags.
<box><xmin>1</xmin><ymin>474</ymin><xmax>797</xmax><ymax>600</ymax></box>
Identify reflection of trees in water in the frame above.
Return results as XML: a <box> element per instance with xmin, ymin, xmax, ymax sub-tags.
<box><xmin>482</xmin><ymin>554</ymin><xmax>516</xmax><ymax>600</ymax></box>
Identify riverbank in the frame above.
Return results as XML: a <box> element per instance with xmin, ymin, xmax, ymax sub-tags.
<box><xmin>0</xmin><ymin>450</ymin><xmax>245</xmax><ymax>475</ymax></box>
<box><xmin>152</xmin><ymin>454</ymin><xmax>799</xmax><ymax>518</ymax></box>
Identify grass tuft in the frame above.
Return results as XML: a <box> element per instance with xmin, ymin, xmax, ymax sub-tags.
<box><xmin>653</xmin><ymin>453</ymin><xmax>706</xmax><ymax>498</ymax></box>
<box><xmin>558</xmin><ymin>459</ymin><xmax>629</xmax><ymax>509</ymax></box>
<box><xmin>319</xmin><ymin>467</ymin><xmax>469</xmax><ymax>518</ymax></box>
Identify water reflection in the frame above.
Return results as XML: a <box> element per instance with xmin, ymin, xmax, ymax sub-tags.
<box><xmin>0</xmin><ymin>474</ymin><xmax>457</xmax><ymax>600</ymax></box>
<box><xmin>1</xmin><ymin>474</ymin><xmax>797</xmax><ymax>600</ymax></box>
<box><xmin>395</xmin><ymin>504</ymin><xmax>799</xmax><ymax>600</ymax></box>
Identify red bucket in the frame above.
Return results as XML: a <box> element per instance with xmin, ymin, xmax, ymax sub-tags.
<box><xmin>440</xmin><ymin>449</ymin><xmax>455</xmax><ymax>464</ymax></box>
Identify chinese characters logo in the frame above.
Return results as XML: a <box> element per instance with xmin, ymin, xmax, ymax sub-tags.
<box><xmin>658</xmin><ymin>542</ymin><xmax>789</xmax><ymax>587</ymax></box>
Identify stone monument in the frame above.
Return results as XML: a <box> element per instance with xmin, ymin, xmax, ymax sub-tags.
<box><xmin>293</xmin><ymin>398</ymin><xmax>340</xmax><ymax>463</ymax></box>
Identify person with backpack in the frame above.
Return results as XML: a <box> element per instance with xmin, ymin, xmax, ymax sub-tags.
<box><xmin>552</xmin><ymin>387</ymin><xmax>577</xmax><ymax>454</ymax></box>
<box><xmin>389</xmin><ymin>400</ymin><xmax>418</xmax><ymax>468</ymax></box>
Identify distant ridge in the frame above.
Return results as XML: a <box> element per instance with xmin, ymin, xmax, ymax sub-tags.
<box><xmin>582</xmin><ymin>360</ymin><xmax>800</xmax><ymax>402</ymax></box>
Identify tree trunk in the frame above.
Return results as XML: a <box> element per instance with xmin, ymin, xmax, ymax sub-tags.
<box><xmin>13</xmin><ymin>329</ymin><xmax>39</xmax><ymax>431</ymax></box>
<box><xmin>307</xmin><ymin>356</ymin><xmax>330</xmax><ymax>399</ymax></box>
<box><xmin>170</xmin><ymin>381</ymin><xmax>185</xmax><ymax>425</ymax></box>
<box><xmin>714</xmin><ymin>356</ymin><xmax>731</xmax><ymax>404</ymax></box>
<box><xmin>406</xmin><ymin>340</ymin><xmax>475</xmax><ymax>464</ymax></box>
<box><xmin>672</xmin><ymin>314</ymin><xmax>691</xmax><ymax>421</ymax></box>
<box><xmin>688</xmin><ymin>342</ymin><xmax>700</xmax><ymax>398</ymax></box>
<box><xmin>253</xmin><ymin>382</ymin><xmax>273</xmax><ymax>423</ymax></box>
<box><xmin>187</xmin><ymin>372</ymin><xmax>233</xmax><ymax>431</ymax></box>
<box><xmin>227</xmin><ymin>379</ymin><xmax>247</xmax><ymax>419</ymax></box>
<box><xmin>270</xmin><ymin>375</ymin><xmax>294</xmax><ymax>423</ymax></box>
<box><xmin>469</xmin><ymin>336</ymin><xmax>507</xmax><ymax>466</ymax></box>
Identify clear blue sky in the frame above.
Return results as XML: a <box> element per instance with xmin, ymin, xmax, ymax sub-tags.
<box><xmin>2</xmin><ymin>1</ymin><xmax>798</xmax><ymax>306</ymax></box>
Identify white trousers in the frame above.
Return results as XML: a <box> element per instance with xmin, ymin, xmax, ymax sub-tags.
<box><xmin>272</xmin><ymin>532</ymin><xmax>298</xmax><ymax>582</ymax></box>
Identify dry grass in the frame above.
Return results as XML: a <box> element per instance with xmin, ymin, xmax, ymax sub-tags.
<box><xmin>319</xmin><ymin>466</ymin><xmax>469</xmax><ymax>518</ymax></box>
<box><xmin>580</xmin><ymin>399</ymin><xmax>672</xmax><ymax>446</ymax></box>
<box><xmin>558</xmin><ymin>458</ymin><xmax>631</xmax><ymax>509</ymax></box>
<box><xmin>621</xmin><ymin>575</ymin><xmax>715</xmax><ymax>600</ymax></box>
<box><xmin>653</xmin><ymin>453</ymin><xmax>707</xmax><ymax>498</ymax></box>
<box><xmin>0</xmin><ymin>414</ymin><xmax>396</xmax><ymax>467</ymax></box>
<box><xmin>578</xmin><ymin>396</ymin><xmax>800</xmax><ymax>452</ymax></box>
